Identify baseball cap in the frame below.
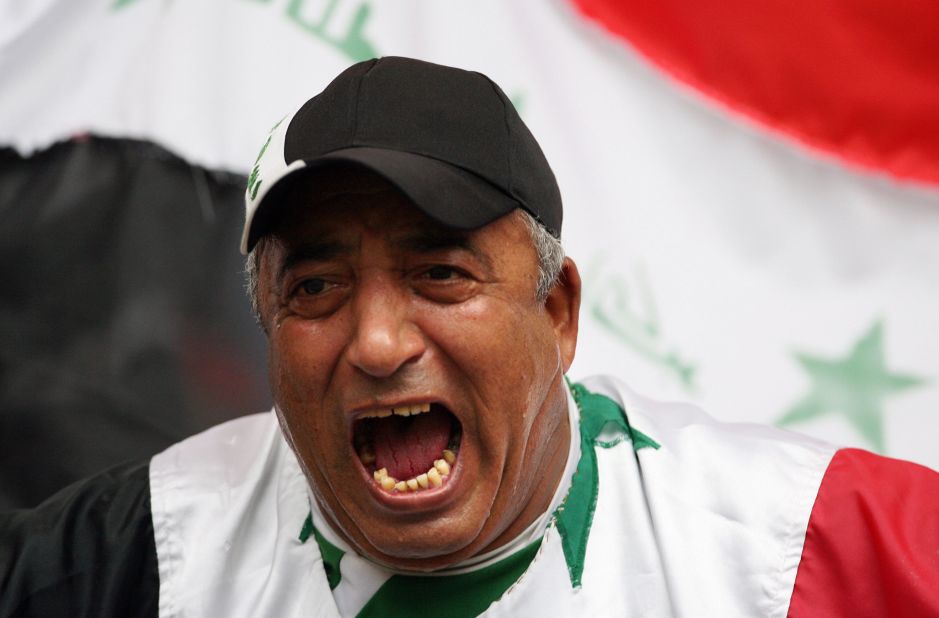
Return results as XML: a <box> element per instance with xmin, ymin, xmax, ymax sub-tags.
<box><xmin>240</xmin><ymin>56</ymin><xmax>562</xmax><ymax>254</ymax></box>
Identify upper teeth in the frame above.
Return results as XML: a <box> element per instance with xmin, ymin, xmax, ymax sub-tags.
<box><xmin>360</xmin><ymin>403</ymin><xmax>431</xmax><ymax>419</ymax></box>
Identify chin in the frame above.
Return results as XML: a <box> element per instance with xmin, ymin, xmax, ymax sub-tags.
<box><xmin>364</xmin><ymin>543</ymin><xmax>474</xmax><ymax>572</ymax></box>
<box><xmin>344</xmin><ymin>504</ymin><xmax>494</xmax><ymax>571</ymax></box>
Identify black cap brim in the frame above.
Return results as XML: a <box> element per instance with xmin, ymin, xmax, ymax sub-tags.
<box><xmin>244</xmin><ymin>146</ymin><xmax>521</xmax><ymax>252</ymax></box>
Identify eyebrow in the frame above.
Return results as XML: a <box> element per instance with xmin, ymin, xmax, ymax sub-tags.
<box><xmin>279</xmin><ymin>239</ymin><xmax>353</xmax><ymax>278</ymax></box>
<box><xmin>398</xmin><ymin>229</ymin><xmax>493</xmax><ymax>271</ymax></box>
<box><xmin>277</xmin><ymin>227</ymin><xmax>493</xmax><ymax>278</ymax></box>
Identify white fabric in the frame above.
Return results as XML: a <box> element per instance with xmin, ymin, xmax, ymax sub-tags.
<box><xmin>149</xmin><ymin>413</ymin><xmax>338</xmax><ymax>618</ymax></box>
<box><xmin>575</xmin><ymin>375</ymin><xmax>836</xmax><ymax>616</ymax></box>
<box><xmin>149</xmin><ymin>375</ymin><xmax>837</xmax><ymax>617</ymax></box>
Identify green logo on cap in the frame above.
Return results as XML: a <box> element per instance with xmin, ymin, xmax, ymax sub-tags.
<box><xmin>247</xmin><ymin>116</ymin><xmax>285</xmax><ymax>202</ymax></box>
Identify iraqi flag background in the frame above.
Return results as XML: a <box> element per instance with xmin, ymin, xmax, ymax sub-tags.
<box><xmin>2</xmin><ymin>0</ymin><xmax>937</xmax><ymax>507</ymax></box>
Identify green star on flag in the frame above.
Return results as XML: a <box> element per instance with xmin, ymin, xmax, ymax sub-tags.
<box><xmin>777</xmin><ymin>320</ymin><xmax>927</xmax><ymax>452</ymax></box>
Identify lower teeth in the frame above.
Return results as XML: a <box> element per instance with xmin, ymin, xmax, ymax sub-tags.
<box><xmin>372</xmin><ymin>449</ymin><xmax>456</xmax><ymax>493</ymax></box>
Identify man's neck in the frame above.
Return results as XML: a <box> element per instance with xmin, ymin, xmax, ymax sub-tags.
<box><xmin>474</xmin><ymin>389</ymin><xmax>573</xmax><ymax>557</ymax></box>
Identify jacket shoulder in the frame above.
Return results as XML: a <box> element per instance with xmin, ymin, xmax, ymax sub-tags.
<box><xmin>0</xmin><ymin>461</ymin><xmax>158</xmax><ymax>618</ymax></box>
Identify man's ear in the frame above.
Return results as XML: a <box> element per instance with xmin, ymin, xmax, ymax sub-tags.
<box><xmin>544</xmin><ymin>257</ymin><xmax>581</xmax><ymax>373</ymax></box>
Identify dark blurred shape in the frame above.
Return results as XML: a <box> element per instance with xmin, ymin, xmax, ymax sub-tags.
<box><xmin>0</xmin><ymin>137</ymin><xmax>271</xmax><ymax>509</ymax></box>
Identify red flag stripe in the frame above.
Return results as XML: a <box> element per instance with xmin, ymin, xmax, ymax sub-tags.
<box><xmin>788</xmin><ymin>448</ymin><xmax>939</xmax><ymax>616</ymax></box>
<box><xmin>570</xmin><ymin>0</ymin><xmax>939</xmax><ymax>188</ymax></box>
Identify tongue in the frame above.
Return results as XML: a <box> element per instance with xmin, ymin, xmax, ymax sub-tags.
<box><xmin>372</xmin><ymin>411</ymin><xmax>451</xmax><ymax>480</ymax></box>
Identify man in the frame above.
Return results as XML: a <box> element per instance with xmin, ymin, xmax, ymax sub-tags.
<box><xmin>3</xmin><ymin>56</ymin><xmax>939</xmax><ymax>617</ymax></box>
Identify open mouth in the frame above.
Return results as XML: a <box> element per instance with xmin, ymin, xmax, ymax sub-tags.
<box><xmin>353</xmin><ymin>403</ymin><xmax>462</xmax><ymax>494</ymax></box>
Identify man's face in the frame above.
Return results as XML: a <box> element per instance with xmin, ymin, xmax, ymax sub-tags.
<box><xmin>257</xmin><ymin>173</ymin><xmax>580</xmax><ymax>570</ymax></box>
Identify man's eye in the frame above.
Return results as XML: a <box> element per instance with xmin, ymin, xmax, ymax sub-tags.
<box><xmin>300</xmin><ymin>279</ymin><xmax>329</xmax><ymax>295</ymax></box>
<box><xmin>426</xmin><ymin>266</ymin><xmax>457</xmax><ymax>280</ymax></box>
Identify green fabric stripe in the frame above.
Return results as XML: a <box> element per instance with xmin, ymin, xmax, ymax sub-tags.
<box><xmin>569</xmin><ymin>382</ymin><xmax>660</xmax><ymax>451</ymax></box>
<box><xmin>554</xmin><ymin>428</ymin><xmax>598</xmax><ymax>589</ymax></box>
<box><xmin>313</xmin><ymin>525</ymin><xmax>346</xmax><ymax>590</ymax></box>
<box><xmin>300</xmin><ymin>512</ymin><xmax>346</xmax><ymax>590</ymax></box>
<box><xmin>298</xmin><ymin>512</ymin><xmax>314</xmax><ymax>543</ymax></box>
<box><xmin>554</xmin><ymin>382</ymin><xmax>659</xmax><ymax>588</ymax></box>
<box><xmin>356</xmin><ymin>540</ymin><xmax>541</xmax><ymax>618</ymax></box>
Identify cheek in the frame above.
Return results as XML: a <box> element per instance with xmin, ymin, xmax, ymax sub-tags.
<box><xmin>268</xmin><ymin>319</ymin><xmax>348</xmax><ymax>430</ymax></box>
<box><xmin>456</xmin><ymin>299</ymin><xmax>555</xmax><ymax>381</ymax></box>
<box><xmin>421</xmin><ymin>298</ymin><xmax>531</xmax><ymax>370</ymax></box>
<box><xmin>269</xmin><ymin>321</ymin><xmax>355</xmax><ymax>492</ymax></box>
<box><xmin>421</xmin><ymin>298</ymin><xmax>558</xmax><ymax>429</ymax></box>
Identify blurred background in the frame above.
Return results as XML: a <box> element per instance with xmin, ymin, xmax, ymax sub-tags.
<box><xmin>2</xmin><ymin>0</ymin><xmax>938</xmax><ymax>508</ymax></box>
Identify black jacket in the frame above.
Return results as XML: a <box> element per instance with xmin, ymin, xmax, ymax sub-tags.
<box><xmin>0</xmin><ymin>462</ymin><xmax>158</xmax><ymax>617</ymax></box>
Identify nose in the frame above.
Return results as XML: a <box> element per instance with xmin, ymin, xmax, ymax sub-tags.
<box><xmin>344</xmin><ymin>275</ymin><xmax>426</xmax><ymax>378</ymax></box>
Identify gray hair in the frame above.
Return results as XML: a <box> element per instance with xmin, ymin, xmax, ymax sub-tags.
<box><xmin>244</xmin><ymin>209</ymin><xmax>564</xmax><ymax>323</ymax></box>
<box><xmin>515</xmin><ymin>209</ymin><xmax>565</xmax><ymax>301</ymax></box>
